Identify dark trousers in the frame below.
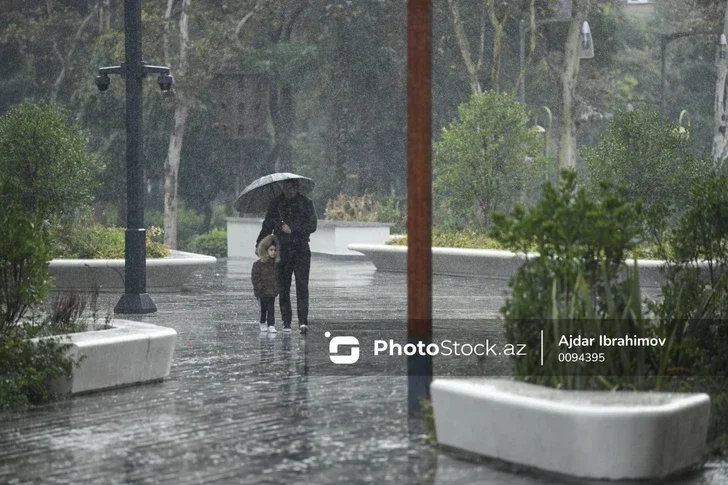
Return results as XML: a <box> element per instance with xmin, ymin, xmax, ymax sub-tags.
<box><xmin>259</xmin><ymin>297</ymin><xmax>276</xmax><ymax>326</ymax></box>
<box><xmin>278</xmin><ymin>244</ymin><xmax>311</xmax><ymax>326</ymax></box>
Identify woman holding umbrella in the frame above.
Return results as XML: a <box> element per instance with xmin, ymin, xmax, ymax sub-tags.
<box><xmin>253</xmin><ymin>177</ymin><xmax>317</xmax><ymax>334</ymax></box>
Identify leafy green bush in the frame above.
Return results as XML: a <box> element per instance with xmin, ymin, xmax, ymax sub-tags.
<box><xmin>434</xmin><ymin>90</ymin><xmax>547</xmax><ymax>227</ymax></box>
<box><xmin>324</xmin><ymin>192</ymin><xmax>405</xmax><ymax>233</ymax></box>
<box><xmin>49</xmin><ymin>220</ymin><xmax>169</xmax><ymax>259</ymax></box>
<box><xmin>187</xmin><ymin>228</ymin><xmax>227</xmax><ymax>258</ymax></box>
<box><xmin>583</xmin><ymin>108</ymin><xmax>707</xmax><ymax>218</ymax></box>
<box><xmin>146</xmin><ymin>206</ymin><xmax>203</xmax><ymax>249</ymax></box>
<box><xmin>650</xmin><ymin>174</ymin><xmax>728</xmax><ymax>377</ymax></box>
<box><xmin>372</xmin><ymin>195</ymin><xmax>406</xmax><ymax>234</ymax></box>
<box><xmin>386</xmin><ymin>228</ymin><xmax>508</xmax><ymax>249</ymax></box>
<box><xmin>325</xmin><ymin>193</ymin><xmax>379</xmax><ymax>222</ymax></box>
<box><xmin>0</xmin><ymin>102</ymin><xmax>103</xmax><ymax>223</ymax></box>
<box><xmin>0</xmin><ymin>203</ymin><xmax>53</xmax><ymax>334</ymax></box>
<box><xmin>490</xmin><ymin>170</ymin><xmax>660</xmax><ymax>390</ymax></box>
<box><xmin>0</xmin><ymin>333</ymin><xmax>75</xmax><ymax>410</ymax></box>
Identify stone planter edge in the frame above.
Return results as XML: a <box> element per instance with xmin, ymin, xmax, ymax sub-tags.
<box><xmin>36</xmin><ymin>319</ymin><xmax>177</xmax><ymax>395</ymax></box>
<box><xmin>48</xmin><ymin>250</ymin><xmax>217</xmax><ymax>293</ymax></box>
<box><xmin>431</xmin><ymin>377</ymin><xmax>711</xmax><ymax>481</ymax></box>
<box><xmin>347</xmin><ymin>244</ymin><xmax>671</xmax><ymax>288</ymax></box>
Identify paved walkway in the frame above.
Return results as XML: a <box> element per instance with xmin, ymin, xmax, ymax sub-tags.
<box><xmin>0</xmin><ymin>257</ymin><xmax>725</xmax><ymax>484</ymax></box>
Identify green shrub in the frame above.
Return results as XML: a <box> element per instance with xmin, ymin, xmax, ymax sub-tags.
<box><xmin>187</xmin><ymin>228</ymin><xmax>227</xmax><ymax>258</ymax></box>
<box><xmin>0</xmin><ymin>102</ymin><xmax>103</xmax><ymax>223</ymax></box>
<box><xmin>324</xmin><ymin>192</ymin><xmax>405</xmax><ymax>233</ymax></box>
<box><xmin>583</xmin><ymin>108</ymin><xmax>707</xmax><ymax>217</ymax></box>
<box><xmin>146</xmin><ymin>206</ymin><xmax>203</xmax><ymax>249</ymax></box>
<box><xmin>0</xmin><ymin>203</ymin><xmax>53</xmax><ymax>334</ymax></box>
<box><xmin>325</xmin><ymin>193</ymin><xmax>379</xmax><ymax>222</ymax></box>
<box><xmin>373</xmin><ymin>195</ymin><xmax>406</xmax><ymax>234</ymax></box>
<box><xmin>49</xmin><ymin>219</ymin><xmax>169</xmax><ymax>259</ymax></box>
<box><xmin>650</xmin><ymin>174</ymin><xmax>728</xmax><ymax>377</ymax></box>
<box><xmin>0</xmin><ymin>333</ymin><xmax>75</xmax><ymax>410</ymax></box>
<box><xmin>490</xmin><ymin>170</ymin><xmax>659</xmax><ymax>390</ymax></box>
<box><xmin>434</xmin><ymin>90</ymin><xmax>547</xmax><ymax>227</ymax></box>
<box><xmin>386</xmin><ymin>228</ymin><xmax>508</xmax><ymax>249</ymax></box>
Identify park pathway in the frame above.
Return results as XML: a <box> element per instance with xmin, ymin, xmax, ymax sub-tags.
<box><xmin>0</xmin><ymin>257</ymin><xmax>725</xmax><ymax>484</ymax></box>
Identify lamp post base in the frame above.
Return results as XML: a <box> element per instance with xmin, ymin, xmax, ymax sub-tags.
<box><xmin>114</xmin><ymin>293</ymin><xmax>157</xmax><ymax>314</ymax></box>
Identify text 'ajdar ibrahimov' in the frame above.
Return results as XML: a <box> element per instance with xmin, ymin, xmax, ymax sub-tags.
<box><xmin>560</xmin><ymin>334</ymin><xmax>667</xmax><ymax>349</ymax></box>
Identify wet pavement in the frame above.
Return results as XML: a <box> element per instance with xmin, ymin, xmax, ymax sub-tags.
<box><xmin>0</xmin><ymin>257</ymin><xmax>726</xmax><ymax>484</ymax></box>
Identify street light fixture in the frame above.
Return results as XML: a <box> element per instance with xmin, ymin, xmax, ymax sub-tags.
<box><xmin>675</xmin><ymin>109</ymin><xmax>691</xmax><ymax>137</ymax></box>
<box><xmin>519</xmin><ymin>19</ymin><xmax>594</xmax><ymax>103</ymax></box>
<box><xmin>96</xmin><ymin>0</ymin><xmax>173</xmax><ymax>314</ymax></box>
<box><xmin>531</xmin><ymin>106</ymin><xmax>553</xmax><ymax>157</ymax></box>
<box><xmin>581</xmin><ymin>21</ymin><xmax>594</xmax><ymax>56</ymax></box>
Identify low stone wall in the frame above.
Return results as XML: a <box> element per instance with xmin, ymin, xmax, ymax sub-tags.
<box><xmin>348</xmin><ymin>244</ymin><xmax>668</xmax><ymax>289</ymax></box>
<box><xmin>431</xmin><ymin>378</ymin><xmax>711</xmax><ymax>481</ymax></box>
<box><xmin>227</xmin><ymin>217</ymin><xmax>391</xmax><ymax>258</ymax></box>
<box><xmin>49</xmin><ymin>250</ymin><xmax>217</xmax><ymax>293</ymax></box>
<box><xmin>43</xmin><ymin>319</ymin><xmax>177</xmax><ymax>395</ymax></box>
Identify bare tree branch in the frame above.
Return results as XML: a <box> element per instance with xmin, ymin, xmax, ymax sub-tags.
<box><xmin>164</xmin><ymin>0</ymin><xmax>175</xmax><ymax>68</ymax></box>
<box><xmin>51</xmin><ymin>1</ymin><xmax>98</xmax><ymax>103</ymax></box>
<box><xmin>235</xmin><ymin>0</ymin><xmax>268</xmax><ymax>39</ymax></box>
<box><xmin>447</xmin><ymin>0</ymin><xmax>482</xmax><ymax>95</ymax></box>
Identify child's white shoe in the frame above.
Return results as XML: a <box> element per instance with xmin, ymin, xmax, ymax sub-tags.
<box><xmin>267</xmin><ymin>325</ymin><xmax>277</xmax><ymax>334</ymax></box>
<box><xmin>259</xmin><ymin>323</ymin><xmax>268</xmax><ymax>332</ymax></box>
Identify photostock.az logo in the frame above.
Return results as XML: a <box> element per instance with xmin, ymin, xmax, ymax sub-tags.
<box><xmin>325</xmin><ymin>332</ymin><xmax>360</xmax><ymax>364</ymax></box>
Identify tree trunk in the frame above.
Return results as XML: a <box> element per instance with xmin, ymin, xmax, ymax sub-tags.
<box><xmin>164</xmin><ymin>100</ymin><xmax>189</xmax><ymax>249</ymax></box>
<box><xmin>278</xmin><ymin>84</ymin><xmax>294</xmax><ymax>171</ymax></box>
<box><xmin>557</xmin><ymin>0</ymin><xmax>588</xmax><ymax>171</ymax></box>
<box><xmin>163</xmin><ymin>0</ymin><xmax>190</xmax><ymax>249</ymax></box>
<box><xmin>712</xmin><ymin>0</ymin><xmax>728</xmax><ymax>168</ymax></box>
<box><xmin>447</xmin><ymin>0</ymin><xmax>484</xmax><ymax>95</ymax></box>
<box><xmin>487</xmin><ymin>0</ymin><xmax>510</xmax><ymax>93</ymax></box>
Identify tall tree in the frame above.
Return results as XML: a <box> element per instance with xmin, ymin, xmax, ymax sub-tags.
<box><xmin>162</xmin><ymin>0</ymin><xmax>190</xmax><ymax>248</ymax></box>
<box><xmin>712</xmin><ymin>0</ymin><xmax>728</xmax><ymax>166</ymax></box>
<box><xmin>557</xmin><ymin>0</ymin><xmax>589</xmax><ymax>169</ymax></box>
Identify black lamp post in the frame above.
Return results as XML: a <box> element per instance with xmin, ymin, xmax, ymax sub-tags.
<box><xmin>96</xmin><ymin>0</ymin><xmax>173</xmax><ymax>314</ymax></box>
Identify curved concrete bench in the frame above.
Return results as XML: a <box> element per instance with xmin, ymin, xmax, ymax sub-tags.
<box><xmin>348</xmin><ymin>244</ymin><xmax>669</xmax><ymax>288</ymax></box>
<box><xmin>431</xmin><ymin>378</ymin><xmax>711</xmax><ymax>481</ymax></box>
<box><xmin>40</xmin><ymin>319</ymin><xmax>177</xmax><ymax>395</ymax></box>
<box><xmin>49</xmin><ymin>250</ymin><xmax>217</xmax><ymax>293</ymax></box>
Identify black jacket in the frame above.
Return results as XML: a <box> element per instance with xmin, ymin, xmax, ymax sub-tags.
<box><xmin>256</xmin><ymin>194</ymin><xmax>317</xmax><ymax>249</ymax></box>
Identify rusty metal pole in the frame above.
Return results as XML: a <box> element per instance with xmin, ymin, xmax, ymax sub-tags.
<box><xmin>407</xmin><ymin>0</ymin><xmax>433</xmax><ymax>415</ymax></box>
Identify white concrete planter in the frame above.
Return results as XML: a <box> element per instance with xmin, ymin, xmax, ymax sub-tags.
<box><xmin>43</xmin><ymin>319</ymin><xmax>176</xmax><ymax>395</ymax></box>
<box><xmin>348</xmin><ymin>244</ymin><xmax>668</xmax><ymax>288</ymax></box>
<box><xmin>49</xmin><ymin>250</ymin><xmax>217</xmax><ymax>293</ymax></box>
<box><xmin>227</xmin><ymin>217</ymin><xmax>391</xmax><ymax>258</ymax></box>
<box><xmin>431</xmin><ymin>378</ymin><xmax>711</xmax><ymax>481</ymax></box>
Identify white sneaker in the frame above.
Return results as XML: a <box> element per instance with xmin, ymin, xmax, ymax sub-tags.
<box><xmin>299</xmin><ymin>324</ymin><xmax>308</xmax><ymax>335</ymax></box>
<box><xmin>259</xmin><ymin>323</ymin><xmax>268</xmax><ymax>332</ymax></box>
<box><xmin>268</xmin><ymin>326</ymin><xmax>277</xmax><ymax>334</ymax></box>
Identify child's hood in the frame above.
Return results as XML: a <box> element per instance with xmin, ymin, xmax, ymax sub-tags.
<box><xmin>257</xmin><ymin>234</ymin><xmax>280</xmax><ymax>262</ymax></box>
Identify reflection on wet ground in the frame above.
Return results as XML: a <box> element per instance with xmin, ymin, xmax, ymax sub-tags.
<box><xmin>0</xmin><ymin>257</ymin><xmax>724</xmax><ymax>484</ymax></box>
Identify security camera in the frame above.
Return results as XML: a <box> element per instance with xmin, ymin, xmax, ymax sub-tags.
<box><xmin>158</xmin><ymin>72</ymin><xmax>173</xmax><ymax>92</ymax></box>
<box><xmin>95</xmin><ymin>73</ymin><xmax>111</xmax><ymax>92</ymax></box>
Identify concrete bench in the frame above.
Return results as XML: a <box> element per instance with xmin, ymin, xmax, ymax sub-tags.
<box><xmin>431</xmin><ymin>378</ymin><xmax>711</xmax><ymax>481</ymax></box>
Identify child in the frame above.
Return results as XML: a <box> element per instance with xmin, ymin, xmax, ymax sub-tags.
<box><xmin>251</xmin><ymin>234</ymin><xmax>280</xmax><ymax>333</ymax></box>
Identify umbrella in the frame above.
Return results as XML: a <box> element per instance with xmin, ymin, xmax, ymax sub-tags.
<box><xmin>233</xmin><ymin>172</ymin><xmax>315</xmax><ymax>214</ymax></box>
